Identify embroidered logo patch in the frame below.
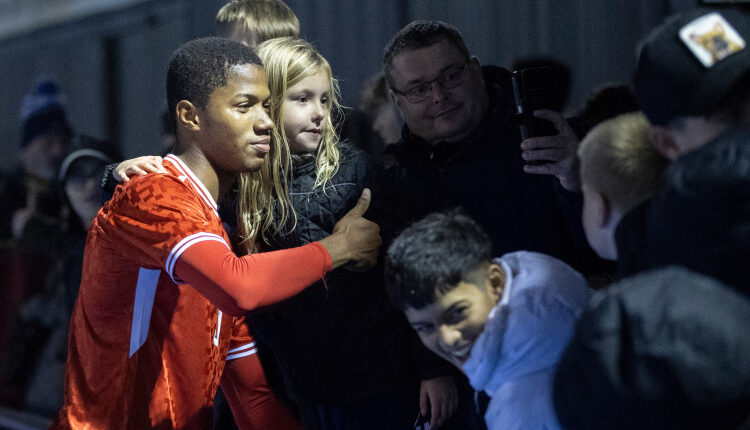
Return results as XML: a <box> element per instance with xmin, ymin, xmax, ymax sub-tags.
<box><xmin>679</xmin><ymin>12</ymin><xmax>745</xmax><ymax>68</ymax></box>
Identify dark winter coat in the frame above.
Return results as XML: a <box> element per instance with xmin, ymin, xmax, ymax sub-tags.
<box><xmin>554</xmin><ymin>267</ymin><xmax>750</xmax><ymax>430</ymax></box>
<box><xmin>613</xmin><ymin>199</ymin><xmax>652</xmax><ymax>280</ymax></box>
<box><xmin>643</xmin><ymin>126</ymin><xmax>750</xmax><ymax>295</ymax></box>
<box><xmin>249</xmin><ymin>143</ymin><xmax>449</xmax><ymax>403</ymax></box>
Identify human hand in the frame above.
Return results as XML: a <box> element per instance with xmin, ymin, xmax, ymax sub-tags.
<box><xmin>11</xmin><ymin>207</ymin><xmax>33</xmax><ymax>239</ymax></box>
<box><xmin>419</xmin><ymin>375</ymin><xmax>458</xmax><ymax>429</ymax></box>
<box><xmin>520</xmin><ymin>109</ymin><xmax>581</xmax><ymax>192</ymax></box>
<box><xmin>320</xmin><ymin>189</ymin><xmax>381</xmax><ymax>270</ymax></box>
<box><xmin>11</xmin><ymin>182</ymin><xmax>42</xmax><ymax>239</ymax></box>
<box><xmin>114</xmin><ymin>155</ymin><xmax>166</xmax><ymax>182</ymax></box>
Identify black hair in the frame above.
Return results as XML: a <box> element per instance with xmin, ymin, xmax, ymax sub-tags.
<box><xmin>645</xmin><ymin>129</ymin><xmax>750</xmax><ymax>294</ymax></box>
<box><xmin>166</xmin><ymin>36</ymin><xmax>263</xmax><ymax>130</ymax></box>
<box><xmin>578</xmin><ymin>83</ymin><xmax>639</xmax><ymax>128</ymax></box>
<box><xmin>384</xmin><ymin>210</ymin><xmax>491</xmax><ymax>310</ymax></box>
<box><xmin>382</xmin><ymin>20</ymin><xmax>470</xmax><ymax>88</ymax></box>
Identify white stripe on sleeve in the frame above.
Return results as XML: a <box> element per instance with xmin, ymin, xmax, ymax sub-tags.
<box><xmin>165</xmin><ymin>232</ymin><xmax>229</xmax><ymax>283</ymax></box>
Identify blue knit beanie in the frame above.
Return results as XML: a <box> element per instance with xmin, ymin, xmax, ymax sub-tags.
<box><xmin>20</xmin><ymin>80</ymin><xmax>71</xmax><ymax>148</ymax></box>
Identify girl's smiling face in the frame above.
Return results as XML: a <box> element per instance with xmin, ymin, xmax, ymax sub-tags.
<box><xmin>281</xmin><ymin>70</ymin><xmax>331</xmax><ymax>154</ymax></box>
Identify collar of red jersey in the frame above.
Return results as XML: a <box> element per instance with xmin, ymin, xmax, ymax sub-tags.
<box><xmin>164</xmin><ymin>154</ymin><xmax>219</xmax><ymax>213</ymax></box>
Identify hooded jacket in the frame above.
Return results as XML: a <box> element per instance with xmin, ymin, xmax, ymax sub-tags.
<box><xmin>462</xmin><ymin>251</ymin><xmax>591</xmax><ymax>430</ymax></box>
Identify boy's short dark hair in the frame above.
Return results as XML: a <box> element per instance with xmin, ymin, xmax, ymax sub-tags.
<box><xmin>382</xmin><ymin>20</ymin><xmax>470</xmax><ymax>88</ymax></box>
<box><xmin>385</xmin><ymin>211</ymin><xmax>491</xmax><ymax>310</ymax></box>
<box><xmin>166</xmin><ymin>37</ymin><xmax>263</xmax><ymax>130</ymax></box>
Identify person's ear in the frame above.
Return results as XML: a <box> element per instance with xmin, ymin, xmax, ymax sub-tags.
<box><xmin>591</xmin><ymin>190</ymin><xmax>612</xmax><ymax>228</ymax></box>
<box><xmin>176</xmin><ymin>100</ymin><xmax>200</xmax><ymax>132</ymax></box>
<box><xmin>486</xmin><ymin>263</ymin><xmax>506</xmax><ymax>304</ymax></box>
<box><xmin>649</xmin><ymin>125</ymin><xmax>680</xmax><ymax>161</ymax></box>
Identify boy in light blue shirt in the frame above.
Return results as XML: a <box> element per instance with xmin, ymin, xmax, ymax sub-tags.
<box><xmin>385</xmin><ymin>211</ymin><xmax>591</xmax><ymax>430</ymax></box>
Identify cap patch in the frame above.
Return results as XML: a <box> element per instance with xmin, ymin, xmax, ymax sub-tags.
<box><xmin>679</xmin><ymin>12</ymin><xmax>745</xmax><ymax>68</ymax></box>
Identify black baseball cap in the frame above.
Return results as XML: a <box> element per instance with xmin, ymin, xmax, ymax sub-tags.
<box><xmin>634</xmin><ymin>8</ymin><xmax>750</xmax><ymax>125</ymax></box>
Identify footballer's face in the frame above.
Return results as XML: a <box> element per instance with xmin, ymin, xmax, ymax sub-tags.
<box><xmin>199</xmin><ymin>64</ymin><xmax>273</xmax><ymax>174</ymax></box>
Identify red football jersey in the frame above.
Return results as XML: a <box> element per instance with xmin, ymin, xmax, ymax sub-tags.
<box><xmin>52</xmin><ymin>155</ymin><xmax>251</xmax><ymax>429</ymax></box>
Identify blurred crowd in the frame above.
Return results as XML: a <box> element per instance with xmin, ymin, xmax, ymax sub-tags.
<box><xmin>0</xmin><ymin>1</ymin><xmax>748</xmax><ymax>429</ymax></box>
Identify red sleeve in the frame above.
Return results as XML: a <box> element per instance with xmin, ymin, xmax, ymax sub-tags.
<box><xmin>220</xmin><ymin>318</ymin><xmax>302</xmax><ymax>430</ymax></box>
<box><xmin>174</xmin><ymin>240</ymin><xmax>331</xmax><ymax>315</ymax></box>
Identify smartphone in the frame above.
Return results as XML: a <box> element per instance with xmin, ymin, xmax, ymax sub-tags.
<box><xmin>511</xmin><ymin>66</ymin><xmax>561</xmax><ymax>140</ymax></box>
<box><xmin>414</xmin><ymin>412</ymin><xmax>430</xmax><ymax>430</ymax></box>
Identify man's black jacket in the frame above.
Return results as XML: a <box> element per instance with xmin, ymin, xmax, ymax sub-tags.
<box><xmin>383</xmin><ymin>66</ymin><xmax>601</xmax><ymax>275</ymax></box>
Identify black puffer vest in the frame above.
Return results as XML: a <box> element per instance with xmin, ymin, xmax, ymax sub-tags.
<box><xmin>249</xmin><ymin>144</ymin><xmax>426</xmax><ymax>403</ymax></box>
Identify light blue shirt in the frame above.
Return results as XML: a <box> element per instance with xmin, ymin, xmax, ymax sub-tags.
<box><xmin>462</xmin><ymin>251</ymin><xmax>592</xmax><ymax>430</ymax></box>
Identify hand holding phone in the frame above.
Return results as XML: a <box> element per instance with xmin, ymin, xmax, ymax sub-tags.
<box><xmin>414</xmin><ymin>412</ymin><xmax>431</xmax><ymax>430</ymax></box>
<box><xmin>511</xmin><ymin>66</ymin><xmax>562</xmax><ymax>141</ymax></box>
<box><xmin>519</xmin><ymin>109</ymin><xmax>583</xmax><ymax>191</ymax></box>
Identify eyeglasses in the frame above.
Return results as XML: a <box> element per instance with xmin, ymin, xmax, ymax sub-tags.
<box><xmin>391</xmin><ymin>61</ymin><xmax>470</xmax><ymax>103</ymax></box>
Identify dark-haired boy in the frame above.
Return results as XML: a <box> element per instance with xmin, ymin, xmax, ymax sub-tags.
<box><xmin>51</xmin><ymin>37</ymin><xmax>380</xmax><ymax>429</ymax></box>
<box><xmin>385</xmin><ymin>211</ymin><xmax>591</xmax><ymax>430</ymax></box>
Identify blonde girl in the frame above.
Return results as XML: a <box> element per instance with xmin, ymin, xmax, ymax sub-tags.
<box><xmin>245</xmin><ymin>37</ymin><xmax>457</xmax><ymax>430</ymax></box>
<box><xmin>234</xmin><ymin>37</ymin><xmax>344</xmax><ymax>253</ymax></box>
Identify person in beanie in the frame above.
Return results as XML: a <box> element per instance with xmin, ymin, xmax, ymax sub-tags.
<box><xmin>0</xmin><ymin>79</ymin><xmax>72</xmax><ymax>242</ymax></box>
<box><xmin>553</xmin><ymin>267</ymin><xmax>750</xmax><ymax>430</ymax></box>
<box><xmin>19</xmin><ymin>138</ymin><xmax>118</xmax><ymax>417</ymax></box>
<box><xmin>0</xmin><ymin>80</ymin><xmax>74</xmax><ymax>408</ymax></box>
<box><xmin>0</xmin><ymin>107</ymin><xmax>112</xmax><ymax>415</ymax></box>
<box><xmin>634</xmin><ymin>7</ymin><xmax>750</xmax><ymax>160</ymax></box>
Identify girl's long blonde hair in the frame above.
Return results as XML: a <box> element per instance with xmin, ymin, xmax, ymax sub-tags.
<box><xmin>236</xmin><ymin>37</ymin><xmax>344</xmax><ymax>254</ymax></box>
<box><xmin>234</xmin><ymin>147</ymin><xmax>292</xmax><ymax>254</ymax></box>
<box><xmin>256</xmin><ymin>36</ymin><xmax>343</xmax><ymax>189</ymax></box>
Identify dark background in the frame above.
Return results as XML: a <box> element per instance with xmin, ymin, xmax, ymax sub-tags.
<box><xmin>0</xmin><ymin>0</ymin><xmax>715</xmax><ymax>168</ymax></box>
